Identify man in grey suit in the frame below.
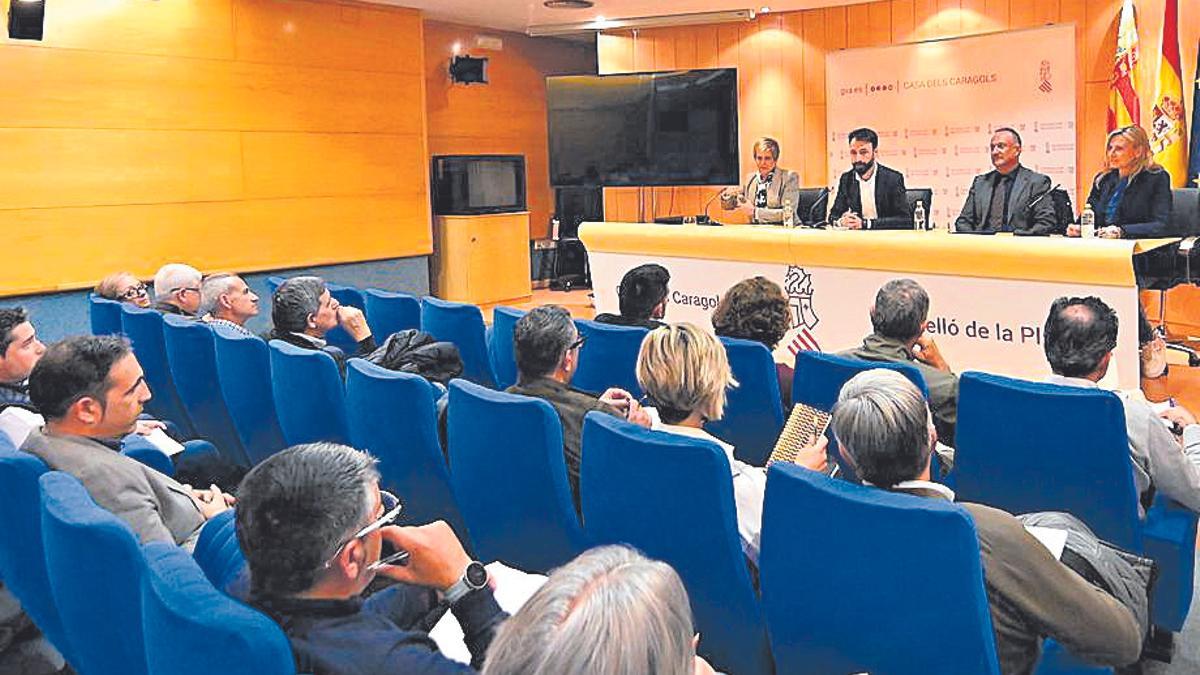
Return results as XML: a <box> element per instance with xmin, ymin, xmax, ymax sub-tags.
<box><xmin>954</xmin><ymin>128</ymin><xmax>1059</xmax><ymax>235</ymax></box>
<box><xmin>719</xmin><ymin>137</ymin><xmax>801</xmax><ymax>225</ymax></box>
<box><xmin>21</xmin><ymin>335</ymin><xmax>232</xmax><ymax>550</ymax></box>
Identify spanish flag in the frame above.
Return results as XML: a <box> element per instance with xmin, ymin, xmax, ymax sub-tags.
<box><xmin>1108</xmin><ymin>0</ymin><xmax>1140</xmax><ymax>132</ymax></box>
<box><xmin>1149</xmin><ymin>0</ymin><xmax>1188</xmax><ymax>187</ymax></box>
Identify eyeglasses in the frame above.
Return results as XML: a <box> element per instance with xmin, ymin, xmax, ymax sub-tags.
<box><xmin>171</xmin><ymin>286</ymin><xmax>201</xmax><ymax>296</ymax></box>
<box><xmin>324</xmin><ymin>491</ymin><xmax>405</xmax><ymax>569</ymax></box>
<box><xmin>568</xmin><ymin>333</ymin><xmax>587</xmax><ymax>351</ymax></box>
<box><xmin>119</xmin><ymin>283</ymin><xmax>149</xmax><ymax>300</ymax></box>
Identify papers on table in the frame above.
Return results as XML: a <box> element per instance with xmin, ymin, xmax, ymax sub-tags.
<box><xmin>1024</xmin><ymin>525</ymin><xmax>1069</xmax><ymax>561</ymax></box>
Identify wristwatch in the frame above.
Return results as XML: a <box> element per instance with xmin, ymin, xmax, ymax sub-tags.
<box><xmin>443</xmin><ymin>561</ymin><xmax>488</xmax><ymax>605</ymax></box>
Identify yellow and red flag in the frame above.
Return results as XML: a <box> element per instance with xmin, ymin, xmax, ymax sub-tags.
<box><xmin>1149</xmin><ymin>0</ymin><xmax>1188</xmax><ymax>186</ymax></box>
<box><xmin>1108</xmin><ymin>0</ymin><xmax>1140</xmax><ymax>132</ymax></box>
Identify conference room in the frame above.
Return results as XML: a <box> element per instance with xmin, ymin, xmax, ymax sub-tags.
<box><xmin>1</xmin><ymin>0</ymin><xmax>1199</xmax><ymax>673</ymax></box>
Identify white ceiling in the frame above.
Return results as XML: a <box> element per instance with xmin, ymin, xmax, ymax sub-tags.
<box><xmin>367</xmin><ymin>0</ymin><xmax>870</xmax><ymax>34</ymax></box>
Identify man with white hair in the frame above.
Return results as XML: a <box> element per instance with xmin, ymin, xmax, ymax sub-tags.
<box><xmin>831</xmin><ymin>369</ymin><xmax>1141</xmax><ymax>674</ymax></box>
<box><xmin>484</xmin><ymin>545</ymin><xmax>716</xmax><ymax>675</ymax></box>
<box><xmin>152</xmin><ymin>263</ymin><xmax>202</xmax><ymax>317</ymax></box>
<box><xmin>199</xmin><ymin>273</ymin><xmax>259</xmax><ymax>335</ymax></box>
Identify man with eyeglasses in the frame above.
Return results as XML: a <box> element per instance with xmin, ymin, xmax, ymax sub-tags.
<box><xmin>506</xmin><ymin>305</ymin><xmax>650</xmax><ymax>514</ymax></box>
<box><xmin>152</xmin><ymin>263</ymin><xmax>203</xmax><ymax>317</ymax></box>
<box><xmin>238</xmin><ymin>442</ymin><xmax>505</xmax><ymax>674</ymax></box>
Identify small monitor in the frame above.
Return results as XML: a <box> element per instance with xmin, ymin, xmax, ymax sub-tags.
<box><xmin>432</xmin><ymin>155</ymin><xmax>526</xmax><ymax>216</ymax></box>
<box><xmin>450</xmin><ymin>56</ymin><xmax>488</xmax><ymax>85</ymax></box>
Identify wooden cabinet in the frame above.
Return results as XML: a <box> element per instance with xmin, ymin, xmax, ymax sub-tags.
<box><xmin>432</xmin><ymin>212</ymin><xmax>532</xmax><ymax>305</ymax></box>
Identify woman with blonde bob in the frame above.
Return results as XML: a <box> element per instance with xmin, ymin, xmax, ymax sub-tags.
<box><xmin>1068</xmin><ymin>125</ymin><xmax>1173</xmax><ymax>239</ymax></box>
<box><xmin>94</xmin><ymin>271</ymin><xmax>152</xmax><ymax>308</ymax></box>
<box><xmin>635</xmin><ymin>323</ymin><xmax>826</xmax><ymax>562</ymax></box>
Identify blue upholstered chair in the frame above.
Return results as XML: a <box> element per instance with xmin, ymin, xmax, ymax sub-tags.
<box><xmin>162</xmin><ymin>316</ymin><xmax>250</xmax><ymax>467</ymax></box>
<box><xmin>489</xmin><ymin>306</ymin><xmax>525</xmax><ymax>390</ymax></box>
<box><xmin>265</xmin><ymin>275</ymin><xmax>287</xmax><ymax>296</ymax></box>
<box><xmin>571</xmin><ymin>319</ymin><xmax>647</xmax><ymax>397</ymax></box>
<box><xmin>446</xmin><ymin>379</ymin><xmax>586</xmax><ymax>573</ymax></box>
<box><xmin>211</xmin><ymin>325</ymin><xmax>287</xmax><ymax>465</ymax></box>
<box><xmin>40</xmin><ymin>471</ymin><xmax>149</xmax><ymax>675</ymax></box>
<box><xmin>346</xmin><ymin>360</ymin><xmax>468</xmax><ymax>540</ymax></box>
<box><xmin>954</xmin><ymin>371</ymin><xmax>1196</xmax><ymax>632</ymax></box>
<box><xmin>119</xmin><ymin>304</ymin><xmax>196</xmax><ymax>436</ymax></box>
<box><xmin>191</xmin><ymin>509</ymin><xmax>247</xmax><ymax>596</ymax></box>
<box><xmin>325</xmin><ymin>282</ymin><xmax>369</xmax><ymax>354</ymax></box>
<box><xmin>759</xmin><ymin>462</ymin><xmax>1000</xmax><ymax>675</ymax></box>
<box><xmin>88</xmin><ymin>294</ymin><xmax>124</xmax><ymax>336</ymax></box>
<box><xmin>268</xmin><ymin>340</ymin><xmax>351</xmax><ymax>447</ymax></box>
<box><xmin>421</xmin><ymin>298</ymin><xmax>497</xmax><ymax>387</ymax></box>
<box><xmin>706</xmin><ymin>337</ymin><xmax>785</xmax><ymax>466</ymax></box>
<box><xmin>581</xmin><ymin>412</ymin><xmax>770</xmax><ymax>675</ymax></box>
<box><xmin>0</xmin><ymin>446</ymin><xmax>72</xmax><ymax>661</ymax></box>
<box><xmin>141</xmin><ymin>542</ymin><xmax>295</xmax><ymax>674</ymax></box>
<box><xmin>792</xmin><ymin>351</ymin><xmax>932</xmax><ymax>481</ymax></box>
<box><xmin>363</xmin><ymin>288</ymin><xmax>421</xmax><ymax>339</ymax></box>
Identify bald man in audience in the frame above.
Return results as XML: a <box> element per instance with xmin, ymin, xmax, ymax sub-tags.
<box><xmin>200</xmin><ymin>273</ymin><xmax>260</xmax><ymax>335</ymax></box>
<box><xmin>152</xmin><ymin>263</ymin><xmax>203</xmax><ymax>317</ymax></box>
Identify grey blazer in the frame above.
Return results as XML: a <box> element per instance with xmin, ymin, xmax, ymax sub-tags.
<box><xmin>955</xmin><ymin>165</ymin><xmax>1058</xmax><ymax>235</ymax></box>
<box><xmin>22</xmin><ymin>429</ymin><xmax>206</xmax><ymax>550</ymax></box>
<box><xmin>721</xmin><ymin>168</ymin><xmax>801</xmax><ymax>224</ymax></box>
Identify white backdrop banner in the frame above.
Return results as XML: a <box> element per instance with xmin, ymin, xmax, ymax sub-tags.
<box><xmin>825</xmin><ymin>25</ymin><xmax>1077</xmax><ymax>228</ymax></box>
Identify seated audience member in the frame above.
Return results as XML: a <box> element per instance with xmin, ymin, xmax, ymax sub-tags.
<box><xmin>152</xmin><ymin>263</ymin><xmax>203</xmax><ymax>316</ymax></box>
<box><xmin>954</xmin><ymin>128</ymin><xmax>1058</xmax><ymax>235</ymax></box>
<box><xmin>484</xmin><ymin>545</ymin><xmax>716</xmax><ymax>675</ymax></box>
<box><xmin>237</xmin><ymin>442</ymin><xmax>506</xmax><ymax>674</ymax></box>
<box><xmin>839</xmin><ymin>278</ymin><xmax>958</xmax><ymax>449</ymax></box>
<box><xmin>0</xmin><ymin>308</ymin><xmax>45</xmax><ymax>409</ymax></box>
<box><xmin>1068</xmin><ymin>125</ymin><xmax>1173</xmax><ymax>239</ymax></box>
<box><xmin>832</xmin><ymin>369</ymin><xmax>1142</xmax><ymax>673</ymax></box>
<box><xmin>507</xmin><ymin>305</ymin><xmax>650</xmax><ymax>513</ymax></box>
<box><xmin>1043</xmin><ymin>296</ymin><xmax>1200</xmax><ymax>514</ymax></box>
<box><xmin>94</xmin><ymin>271</ymin><xmax>152</xmax><ymax>308</ymax></box>
<box><xmin>200</xmin><ymin>273</ymin><xmax>260</xmax><ymax>335</ymax></box>
<box><xmin>637</xmin><ymin>323</ymin><xmax>827</xmax><ymax>562</ymax></box>
<box><xmin>594</xmin><ymin>264</ymin><xmax>670</xmax><ymax>330</ymax></box>
<box><xmin>710</xmin><ymin>276</ymin><xmax>794</xmax><ymax>407</ymax></box>
<box><xmin>21</xmin><ymin>336</ymin><xmax>232</xmax><ymax>549</ymax></box>
<box><xmin>268</xmin><ymin>276</ymin><xmax>375</xmax><ymax>376</ymax></box>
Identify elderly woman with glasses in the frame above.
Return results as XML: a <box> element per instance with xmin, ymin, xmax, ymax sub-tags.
<box><xmin>94</xmin><ymin>271</ymin><xmax>153</xmax><ymax>308</ymax></box>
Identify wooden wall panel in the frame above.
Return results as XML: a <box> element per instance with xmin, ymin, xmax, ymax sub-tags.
<box><xmin>38</xmin><ymin>0</ymin><xmax>235</xmax><ymax>59</ymax></box>
<box><xmin>596</xmin><ymin>0</ymin><xmax>1200</xmax><ymax>223</ymax></box>
<box><xmin>242</xmin><ymin>132</ymin><xmax>424</xmax><ymax>199</ymax></box>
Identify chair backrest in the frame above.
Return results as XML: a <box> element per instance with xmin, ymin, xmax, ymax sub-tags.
<box><xmin>162</xmin><ymin>316</ymin><xmax>250</xmax><ymax>467</ymax></box>
<box><xmin>446</xmin><ymin>379</ymin><xmax>586</xmax><ymax>573</ymax></box>
<box><xmin>906</xmin><ymin>187</ymin><xmax>934</xmax><ymax>222</ymax></box>
<box><xmin>40</xmin><ymin>471</ymin><xmax>148</xmax><ymax>675</ymax></box>
<box><xmin>268</xmin><ymin>340</ymin><xmax>351</xmax><ymax>447</ymax></box>
<box><xmin>760</xmin><ymin>463</ymin><xmax>1000</xmax><ymax>675</ymax></box>
<box><xmin>191</xmin><ymin>510</ymin><xmax>249</xmax><ymax>600</ymax></box>
<box><xmin>363</xmin><ymin>288</ymin><xmax>421</xmax><ymax>339</ymax></box>
<box><xmin>141</xmin><ymin>541</ymin><xmax>295</xmax><ymax>674</ymax></box>
<box><xmin>571</xmin><ymin>319</ymin><xmax>648</xmax><ymax>398</ymax></box>
<box><xmin>0</xmin><ymin>446</ymin><xmax>72</xmax><ymax>659</ymax></box>
<box><xmin>88</xmin><ymin>294</ymin><xmax>124</xmax><ymax>336</ymax></box>
<box><xmin>325</xmin><ymin>283</ymin><xmax>368</xmax><ymax>354</ymax></box>
<box><xmin>796</xmin><ymin>186</ymin><xmax>829</xmax><ymax>224</ymax></box>
<box><xmin>707</xmin><ymin>337</ymin><xmax>785</xmax><ymax>466</ymax></box>
<box><xmin>211</xmin><ymin>326</ymin><xmax>287</xmax><ymax>465</ymax></box>
<box><xmin>954</xmin><ymin>371</ymin><xmax>1142</xmax><ymax>550</ymax></box>
<box><xmin>581</xmin><ymin>412</ymin><xmax>770</xmax><ymax>675</ymax></box>
<box><xmin>421</xmin><ymin>298</ymin><xmax>497</xmax><ymax>387</ymax></box>
<box><xmin>489</xmin><ymin>306</ymin><xmax>526</xmax><ymax>390</ymax></box>
<box><xmin>1170</xmin><ymin>187</ymin><xmax>1199</xmax><ymax>236</ymax></box>
<box><xmin>119</xmin><ymin>304</ymin><xmax>196</xmax><ymax>435</ymax></box>
<box><xmin>265</xmin><ymin>275</ymin><xmax>287</xmax><ymax>296</ymax></box>
<box><xmin>346</xmin><ymin>360</ymin><xmax>469</xmax><ymax>540</ymax></box>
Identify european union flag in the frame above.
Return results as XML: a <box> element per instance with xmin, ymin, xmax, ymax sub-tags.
<box><xmin>1190</xmin><ymin>42</ymin><xmax>1200</xmax><ymax>187</ymax></box>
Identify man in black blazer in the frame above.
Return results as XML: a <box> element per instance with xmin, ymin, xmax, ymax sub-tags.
<box><xmin>829</xmin><ymin>128</ymin><xmax>914</xmax><ymax>230</ymax></box>
<box><xmin>955</xmin><ymin>128</ymin><xmax>1059</xmax><ymax>235</ymax></box>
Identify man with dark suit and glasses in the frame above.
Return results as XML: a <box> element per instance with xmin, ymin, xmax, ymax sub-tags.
<box><xmin>954</xmin><ymin>128</ymin><xmax>1058</xmax><ymax>235</ymax></box>
<box><xmin>829</xmin><ymin>128</ymin><xmax>914</xmax><ymax>230</ymax></box>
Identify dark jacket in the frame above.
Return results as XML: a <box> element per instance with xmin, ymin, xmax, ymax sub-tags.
<box><xmin>254</xmin><ymin>584</ymin><xmax>506</xmax><ymax>675</ymax></box>
<box><xmin>1085</xmin><ymin>168</ymin><xmax>1174</xmax><ymax>238</ymax></box>
<box><xmin>152</xmin><ymin>301</ymin><xmax>194</xmax><ymax>317</ymax></box>
<box><xmin>366</xmin><ymin>330</ymin><xmax>463</xmax><ymax>385</ymax></box>
<box><xmin>593</xmin><ymin>313</ymin><xmax>666</xmax><ymax>330</ymax></box>
<box><xmin>955</xmin><ymin>165</ymin><xmax>1058</xmax><ymax>235</ymax></box>
<box><xmin>268</xmin><ymin>329</ymin><xmax>377</xmax><ymax>379</ymax></box>
<box><xmin>830</xmin><ymin>164</ymin><xmax>913</xmax><ymax>230</ymax></box>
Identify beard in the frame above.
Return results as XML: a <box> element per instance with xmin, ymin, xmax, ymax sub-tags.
<box><xmin>852</xmin><ymin>160</ymin><xmax>874</xmax><ymax>176</ymax></box>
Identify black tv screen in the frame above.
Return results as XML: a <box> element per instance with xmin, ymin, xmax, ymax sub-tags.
<box><xmin>548</xmin><ymin>68</ymin><xmax>739</xmax><ymax>187</ymax></box>
<box><xmin>431</xmin><ymin>155</ymin><xmax>526</xmax><ymax>215</ymax></box>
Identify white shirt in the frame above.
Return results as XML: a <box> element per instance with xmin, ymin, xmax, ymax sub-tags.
<box><xmin>650</xmin><ymin>413</ymin><xmax>767</xmax><ymax>563</ymax></box>
<box><xmin>856</xmin><ymin>168</ymin><xmax>879</xmax><ymax>223</ymax></box>
<box><xmin>289</xmin><ymin>331</ymin><xmax>328</xmax><ymax>349</ymax></box>
<box><xmin>872</xmin><ymin>479</ymin><xmax>957</xmax><ymax>501</ymax></box>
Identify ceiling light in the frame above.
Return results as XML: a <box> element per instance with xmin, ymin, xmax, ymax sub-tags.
<box><xmin>529</xmin><ymin>9</ymin><xmax>755</xmax><ymax>37</ymax></box>
<box><xmin>543</xmin><ymin>0</ymin><xmax>595</xmax><ymax>8</ymax></box>
<box><xmin>760</xmin><ymin>6</ymin><xmax>771</xmax><ymax>12</ymax></box>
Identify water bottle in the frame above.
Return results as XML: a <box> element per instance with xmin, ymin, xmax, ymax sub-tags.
<box><xmin>913</xmin><ymin>201</ymin><xmax>926</xmax><ymax>231</ymax></box>
<box><xmin>1080</xmin><ymin>204</ymin><xmax>1095</xmax><ymax>238</ymax></box>
<box><xmin>783</xmin><ymin>197</ymin><xmax>795</xmax><ymax>228</ymax></box>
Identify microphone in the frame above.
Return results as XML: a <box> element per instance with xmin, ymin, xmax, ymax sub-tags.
<box><xmin>703</xmin><ymin>189</ymin><xmax>731</xmax><ymax>225</ymax></box>
<box><xmin>1028</xmin><ymin>183</ymin><xmax>1059</xmax><ymax>208</ymax></box>
<box><xmin>806</xmin><ymin>187</ymin><xmax>831</xmax><ymax>227</ymax></box>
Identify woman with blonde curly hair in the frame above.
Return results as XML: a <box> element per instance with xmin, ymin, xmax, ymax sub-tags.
<box><xmin>636</xmin><ymin>323</ymin><xmax>826</xmax><ymax>562</ymax></box>
<box><xmin>1068</xmin><ymin>125</ymin><xmax>1173</xmax><ymax>239</ymax></box>
<box><xmin>94</xmin><ymin>271</ymin><xmax>152</xmax><ymax>308</ymax></box>
<box><xmin>711</xmin><ymin>276</ymin><xmax>793</xmax><ymax>407</ymax></box>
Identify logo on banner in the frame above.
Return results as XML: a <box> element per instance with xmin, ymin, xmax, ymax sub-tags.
<box><xmin>1038</xmin><ymin>60</ymin><xmax>1053</xmax><ymax>93</ymax></box>
<box><xmin>784</xmin><ymin>266</ymin><xmax>822</xmax><ymax>354</ymax></box>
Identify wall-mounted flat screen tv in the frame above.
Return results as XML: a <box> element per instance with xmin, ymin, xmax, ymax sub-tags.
<box><xmin>547</xmin><ymin>68</ymin><xmax>739</xmax><ymax>187</ymax></box>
